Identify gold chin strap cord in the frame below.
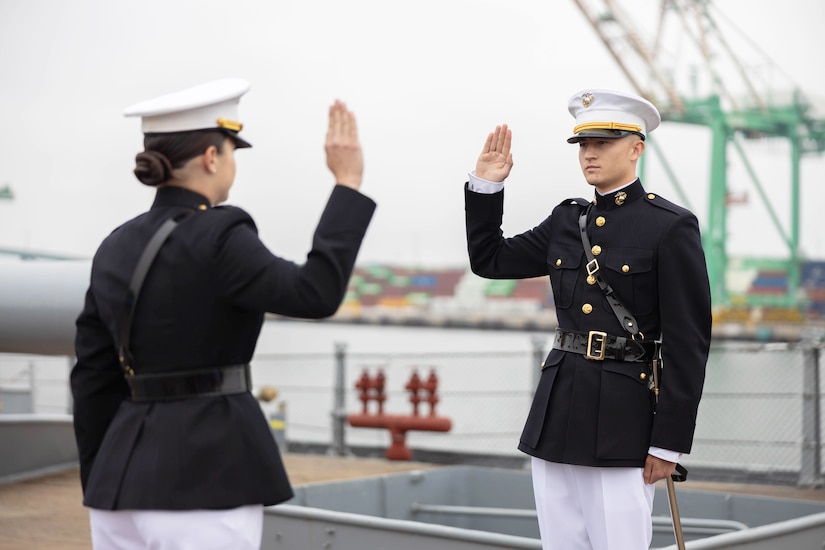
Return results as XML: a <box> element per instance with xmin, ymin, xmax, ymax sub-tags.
<box><xmin>573</xmin><ymin>121</ymin><xmax>642</xmax><ymax>133</ymax></box>
<box><xmin>216</xmin><ymin>117</ymin><xmax>243</xmax><ymax>132</ymax></box>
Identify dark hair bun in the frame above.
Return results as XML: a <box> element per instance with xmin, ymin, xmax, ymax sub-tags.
<box><xmin>133</xmin><ymin>150</ymin><xmax>174</xmax><ymax>186</ymax></box>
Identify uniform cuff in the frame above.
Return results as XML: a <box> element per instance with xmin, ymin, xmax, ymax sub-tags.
<box><xmin>467</xmin><ymin>171</ymin><xmax>504</xmax><ymax>194</ymax></box>
<box><xmin>648</xmin><ymin>446</ymin><xmax>682</xmax><ymax>464</ymax></box>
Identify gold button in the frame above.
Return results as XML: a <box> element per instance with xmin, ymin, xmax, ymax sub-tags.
<box><xmin>555</xmin><ymin>258</ymin><xmax>562</xmax><ymax>267</ymax></box>
<box><xmin>622</xmin><ymin>264</ymin><xmax>630</xmax><ymax>273</ymax></box>
<box><xmin>647</xmin><ymin>193</ymin><xmax>655</xmax><ymax>199</ymax></box>
<box><xmin>591</xmin><ymin>245</ymin><xmax>602</xmax><ymax>256</ymax></box>
<box><xmin>198</xmin><ymin>204</ymin><xmax>208</xmax><ymax>210</ymax></box>
<box><xmin>582</xmin><ymin>303</ymin><xmax>593</xmax><ymax>314</ymax></box>
<box><xmin>540</xmin><ymin>361</ymin><xmax>545</xmax><ymax>368</ymax></box>
<box><xmin>640</xmin><ymin>373</ymin><xmax>647</xmax><ymax>380</ymax></box>
<box><xmin>595</xmin><ymin>216</ymin><xmax>606</xmax><ymax>227</ymax></box>
<box><xmin>586</xmin><ymin>275</ymin><xmax>596</xmax><ymax>285</ymax></box>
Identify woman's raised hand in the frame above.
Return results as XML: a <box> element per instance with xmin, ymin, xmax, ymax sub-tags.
<box><xmin>325</xmin><ymin>100</ymin><xmax>363</xmax><ymax>190</ymax></box>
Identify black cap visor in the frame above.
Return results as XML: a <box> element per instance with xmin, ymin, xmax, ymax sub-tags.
<box><xmin>567</xmin><ymin>129</ymin><xmax>644</xmax><ymax>144</ymax></box>
<box><xmin>222</xmin><ymin>129</ymin><xmax>252</xmax><ymax>149</ymax></box>
<box><xmin>144</xmin><ymin>128</ymin><xmax>253</xmax><ymax>149</ymax></box>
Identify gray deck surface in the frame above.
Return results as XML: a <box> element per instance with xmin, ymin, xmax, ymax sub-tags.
<box><xmin>2</xmin><ymin>454</ymin><xmax>825</xmax><ymax>550</ymax></box>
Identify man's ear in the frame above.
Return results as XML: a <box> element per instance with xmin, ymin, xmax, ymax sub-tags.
<box><xmin>631</xmin><ymin>139</ymin><xmax>645</xmax><ymax>161</ymax></box>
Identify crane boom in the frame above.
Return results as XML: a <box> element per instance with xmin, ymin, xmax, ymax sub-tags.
<box><xmin>571</xmin><ymin>0</ymin><xmax>825</xmax><ymax>313</ymax></box>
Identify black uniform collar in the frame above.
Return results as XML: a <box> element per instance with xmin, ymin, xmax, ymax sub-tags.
<box><xmin>593</xmin><ymin>179</ymin><xmax>645</xmax><ymax>211</ymax></box>
<box><xmin>151</xmin><ymin>185</ymin><xmax>211</xmax><ymax>211</ymax></box>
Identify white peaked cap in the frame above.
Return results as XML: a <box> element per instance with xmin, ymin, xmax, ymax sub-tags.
<box><xmin>124</xmin><ymin>78</ymin><xmax>252</xmax><ymax>148</ymax></box>
<box><xmin>567</xmin><ymin>88</ymin><xmax>660</xmax><ymax>144</ymax></box>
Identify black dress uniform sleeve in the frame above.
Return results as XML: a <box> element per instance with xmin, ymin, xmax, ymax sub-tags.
<box><xmin>214</xmin><ymin>185</ymin><xmax>375</xmax><ymax>317</ymax></box>
<box><xmin>650</xmin><ymin>211</ymin><xmax>712</xmax><ymax>453</ymax></box>
<box><xmin>465</xmin><ymin>185</ymin><xmax>553</xmax><ymax>279</ymax></box>
<box><xmin>72</xmin><ymin>287</ymin><xmax>130</xmax><ymax>489</ymax></box>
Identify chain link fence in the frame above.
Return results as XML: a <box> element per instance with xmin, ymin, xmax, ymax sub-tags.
<box><xmin>3</xmin><ymin>338</ymin><xmax>825</xmax><ymax>486</ymax></box>
<box><xmin>689</xmin><ymin>341</ymin><xmax>822</xmax><ymax>485</ymax></box>
<box><xmin>251</xmin><ymin>347</ymin><xmax>540</xmax><ymax>458</ymax></box>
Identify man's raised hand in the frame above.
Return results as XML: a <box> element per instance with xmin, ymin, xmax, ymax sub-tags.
<box><xmin>475</xmin><ymin>124</ymin><xmax>513</xmax><ymax>183</ymax></box>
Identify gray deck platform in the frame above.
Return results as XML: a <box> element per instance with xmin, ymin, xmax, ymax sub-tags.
<box><xmin>265</xmin><ymin>466</ymin><xmax>825</xmax><ymax>549</ymax></box>
<box><xmin>4</xmin><ymin>414</ymin><xmax>825</xmax><ymax>549</ymax></box>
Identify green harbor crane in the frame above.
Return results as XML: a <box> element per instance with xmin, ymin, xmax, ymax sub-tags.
<box><xmin>572</xmin><ymin>0</ymin><xmax>825</xmax><ymax>315</ymax></box>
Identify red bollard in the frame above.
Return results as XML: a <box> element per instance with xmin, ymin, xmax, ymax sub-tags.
<box><xmin>346</xmin><ymin>367</ymin><xmax>452</xmax><ymax>461</ymax></box>
<box><xmin>406</xmin><ymin>369</ymin><xmax>422</xmax><ymax>416</ymax></box>
<box><xmin>422</xmin><ymin>369</ymin><xmax>440</xmax><ymax>416</ymax></box>
<box><xmin>355</xmin><ymin>370</ymin><xmax>372</xmax><ymax>414</ymax></box>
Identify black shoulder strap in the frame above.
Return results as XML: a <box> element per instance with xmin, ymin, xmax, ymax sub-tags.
<box><xmin>578</xmin><ymin>203</ymin><xmax>641</xmax><ymax>338</ymax></box>
<box><xmin>117</xmin><ymin>210</ymin><xmax>195</xmax><ymax>375</ymax></box>
<box><xmin>580</xmin><ymin>205</ymin><xmax>687</xmax><ymax>482</ymax></box>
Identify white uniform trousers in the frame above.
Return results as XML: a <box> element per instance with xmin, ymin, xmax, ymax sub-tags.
<box><xmin>531</xmin><ymin>457</ymin><xmax>655</xmax><ymax>550</ymax></box>
<box><xmin>88</xmin><ymin>505</ymin><xmax>263</xmax><ymax>550</ymax></box>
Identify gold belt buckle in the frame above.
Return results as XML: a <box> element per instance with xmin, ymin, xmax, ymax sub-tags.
<box><xmin>585</xmin><ymin>330</ymin><xmax>607</xmax><ymax>360</ymax></box>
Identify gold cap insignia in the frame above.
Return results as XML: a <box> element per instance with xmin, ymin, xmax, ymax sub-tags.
<box><xmin>615</xmin><ymin>191</ymin><xmax>627</xmax><ymax>206</ymax></box>
<box><xmin>582</xmin><ymin>93</ymin><xmax>594</xmax><ymax>108</ymax></box>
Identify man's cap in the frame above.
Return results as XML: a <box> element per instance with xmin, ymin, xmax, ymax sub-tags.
<box><xmin>566</xmin><ymin>88</ymin><xmax>660</xmax><ymax>144</ymax></box>
<box><xmin>123</xmin><ymin>78</ymin><xmax>252</xmax><ymax>148</ymax></box>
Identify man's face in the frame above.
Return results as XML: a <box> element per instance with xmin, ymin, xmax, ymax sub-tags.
<box><xmin>576</xmin><ymin>136</ymin><xmax>643</xmax><ymax>192</ymax></box>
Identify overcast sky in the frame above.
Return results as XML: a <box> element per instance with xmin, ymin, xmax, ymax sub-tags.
<box><xmin>1</xmin><ymin>0</ymin><xmax>824</xmax><ymax>268</ymax></box>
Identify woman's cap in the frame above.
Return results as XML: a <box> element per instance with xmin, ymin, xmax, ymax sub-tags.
<box><xmin>123</xmin><ymin>78</ymin><xmax>252</xmax><ymax>148</ymax></box>
<box><xmin>566</xmin><ymin>88</ymin><xmax>660</xmax><ymax>144</ymax></box>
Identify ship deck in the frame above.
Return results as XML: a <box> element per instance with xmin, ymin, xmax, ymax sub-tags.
<box><xmin>2</xmin><ymin>454</ymin><xmax>825</xmax><ymax>549</ymax></box>
<box><xmin>0</xmin><ymin>453</ymin><xmax>437</xmax><ymax>550</ymax></box>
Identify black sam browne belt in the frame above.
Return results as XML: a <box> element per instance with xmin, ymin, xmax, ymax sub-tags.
<box><xmin>127</xmin><ymin>363</ymin><xmax>251</xmax><ymax>402</ymax></box>
<box><xmin>553</xmin><ymin>328</ymin><xmax>659</xmax><ymax>362</ymax></box>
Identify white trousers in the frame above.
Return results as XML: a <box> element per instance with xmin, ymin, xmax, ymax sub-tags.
<box><xmin>531</xmin><ymin>457</ymin><xmax>655</xmax><ymax>550</ymax></box>
<box><xmin>88</xmin><ymin>505</ymin><xmax>263</xmax><ymax>550</ymax></box>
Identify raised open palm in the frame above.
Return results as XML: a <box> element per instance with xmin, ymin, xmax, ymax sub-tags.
<box><xmin>475</xmin><ymin>124</ymin><xmax>513</xmax><ymax>182</ymax></box>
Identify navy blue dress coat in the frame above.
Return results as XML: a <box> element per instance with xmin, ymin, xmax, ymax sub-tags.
<box><xmin>465</xmin><ymin>179</ymin><xmax>711</xmax><ymax>467</ymax></box>
<box><xmin>72</xmin><ymin>184</ymin><xmax>375</xmax><ymax>510</ymax></box>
